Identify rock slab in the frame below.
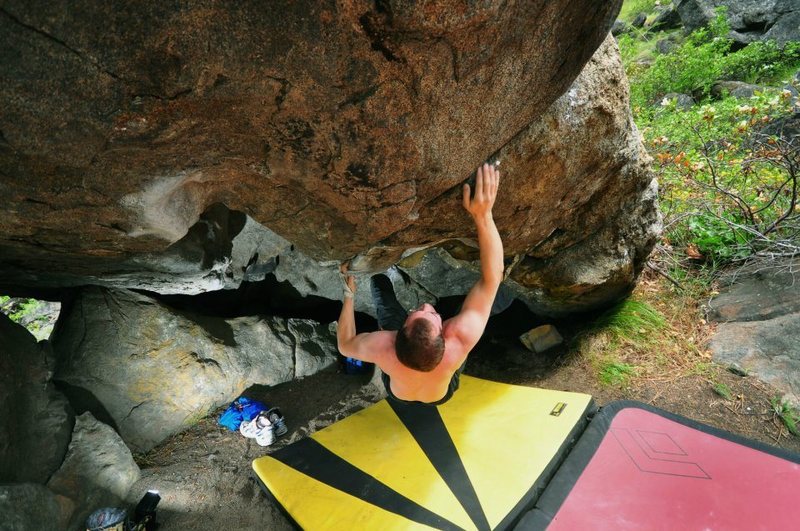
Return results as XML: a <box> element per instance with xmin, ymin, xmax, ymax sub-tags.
<box><xmin>708</xmin><ymin>267</ymin><xmax>800</xmax><ymax>322</ymax></box>
<box><xmin>711</xmin><ymin>313</ymin><xmax>800</xmax><ymax>407</ymax></box>
<box><xmin>708</xmin><ymin>264</ymin><xmax>800</xmax><ymax>406</ymax></box>
<box><xmin>520</xmin><ymin>325</ymin><xmax>564</xmax><ymax>354</ymax></box>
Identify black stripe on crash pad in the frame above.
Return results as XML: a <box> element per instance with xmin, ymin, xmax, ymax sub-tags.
<box><xmin>389</xmin><ymin>399</ymin><xmax>491</xmax><ymax>531</ymax></box>
<box><xmin>271</xmin><ymin>437</ymin><xmax>463</xmax><ymax>531</ymax></box>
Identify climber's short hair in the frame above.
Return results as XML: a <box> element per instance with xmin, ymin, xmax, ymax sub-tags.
<box><xmin>395</xmin><ymin>318</ymin><xmax>445</xmax><ymax>372</ymax></box>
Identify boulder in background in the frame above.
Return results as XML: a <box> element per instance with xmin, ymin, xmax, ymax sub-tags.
<box><xmin>676</xmin><ymin>0</ymin><xmax>800</xmax><ymax>45</ymax></box>
<box><xmin>0</xmin><ymin>312</ymin><xmax>72</xmax><ymax>485</ymax></box>
<box><xmin>0</xmin><ymin>483</ymin><xmax>72</xmax><ymax>531</ymax></box>
<box><xmin>47</xmin><ymin>412</ymin><xmax>141</xmax><ymax>530</ymax></box>
<box><xmin>52</xmin><ymin>287</ymin><xmax>338</xmax><ymax>452</ymax></box>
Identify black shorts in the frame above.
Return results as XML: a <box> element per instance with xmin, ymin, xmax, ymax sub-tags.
<box><xmin>380</xmin><ymin>360</ymin><xmax>467</xmax><ymax>406</ymax></box>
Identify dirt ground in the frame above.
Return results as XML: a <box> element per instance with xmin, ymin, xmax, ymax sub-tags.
<box><xmin>128</xmin><ymin>368</ymin><xmax>383</xmax><ymax>530</ymax></box>
<box><xmin>131</xmin><ymin>317</ymin><xmax>800</xmax><ymax>530</ymax></box>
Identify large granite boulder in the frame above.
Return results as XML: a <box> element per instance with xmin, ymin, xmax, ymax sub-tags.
<box><xmin>0</xmin><ymin>312</ymin><xmax>73</xmax><ymax>485</ymax></box>
<box><xmin>0</xmin><ymin>1</ymin><xmax>663</xmax><ymax>316</ymax></box>
<box><xmin>51</xmin><ymin>287</ymin><xmax>338</xmax><ymax>452</ymax></box>
<box><xmin>237</xmin><ymin>35</ymin><xmax>660</xmax><ymax>317</ymax></box>
<box><xmin>676</xmin><ymin>0</ymin><xmax>800</xmax><ymax>44</ymax></box>
<box><xmin>48</xmin><ymin>412</ymin><xmax>141</xmax><ymax>530</ymax></box>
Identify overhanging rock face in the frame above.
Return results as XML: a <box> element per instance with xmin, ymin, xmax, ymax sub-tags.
<box><xmin>0</xmin><ymin>1</ymin><xmax>657</xmax><ymax>315</ymax></box>
<box><xmin>387</xmin><ymin>35</ymin><xmax>661</xmax><ymax>316</ymax></box>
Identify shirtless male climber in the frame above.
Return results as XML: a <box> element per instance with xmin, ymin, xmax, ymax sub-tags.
<box><xmin>337</xmin><ymin>162</ymin><xmax>503</xmax><ymax>405</ymax></box>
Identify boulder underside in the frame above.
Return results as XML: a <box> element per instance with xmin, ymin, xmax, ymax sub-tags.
<box><xmin>0</xmin><ymin>0</ymin><xmax>661</xmax><ymax>316</ymax></box>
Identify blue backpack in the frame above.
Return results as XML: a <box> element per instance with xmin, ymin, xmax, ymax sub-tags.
<box><xmin>218</xmin><ymin>397</ymin><xmax>269</xmax><ymax>431</ymax></box>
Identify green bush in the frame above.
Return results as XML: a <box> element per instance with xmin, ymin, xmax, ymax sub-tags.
<box><xmin>685</xmin><ymin>213</ymin><xmax>752</xmax><ymax>262</ymax></box>
<box><xmin>722</xmin><ymin>41</ymin><xmax>800</xmax><ymax>84</ymax></box>
<box><xmin>620</xmin><ymin>1</ymin><xmax>800</xmax><ymax>272</ymax></box>
<box><xmin>1</xmin><ymin>296</ymin><xmax>41</xmax><ymax>322</ymax></box>
<box><xmin>646</xmin><ymin>91</ymin><xmax>797</xmax><ymax>266</ymax></box>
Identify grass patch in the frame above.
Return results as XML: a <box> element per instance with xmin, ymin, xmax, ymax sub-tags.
<box><xmin>569</xmin><ymin>271</ymin><xmax>717</xmax><ymax>391</ymax></box>
<box><xmin>599</xmin><ymin>360</ymin><xmax>637</xmax><ymax>386</ymax></box>
<box><xmin>593</xmin><ymin>299</ymin><xmax>666</xmax><ymax>343</ymax></box>
<box><xmin>617</xmin><ymin>31</ymin><xmax>658</xmax><ymax>65</ymax></box>
<box><xmin>619</xmin><ymin>0</ymin><xmax>657</xmax><ymax>23</ymax></box>
<box><xmin>713</xmin><ymin>382</ymin><xmax>734</xmax><ymax>400</ymax></box>
<box><xmin>771</xmin><ymin>397</ymin><xmax>800</xmax><ymax>436</ymax></box>
<box><xmin>690</xmin><ymin>361</ymin><xmax>715</xmax><ymax>378</ymax></box>
<box><xmin>574</xmin><ymin>299</ymin><xmax>669</xmax><ymax>387</ymax></box>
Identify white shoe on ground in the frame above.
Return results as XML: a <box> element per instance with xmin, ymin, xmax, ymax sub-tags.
<box><xmin>240</xmin><ymin>411</ymin><xmax>273</xmax><ymax>442</ymax></box>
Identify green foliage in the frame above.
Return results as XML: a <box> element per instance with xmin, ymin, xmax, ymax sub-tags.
<box><xmin>685</xmin><ymin>213</ymin><xmax>752</xmax><ymax>262</ymax></box>
<box><xmin>616</xmin><ymin>32</ymin><xmax>644</xmax><ymax>65</ymax></box>
<box><xmin>643</xmin><ymin>89</ymin><xmax>797</xmax><ymax>266</ymax></box>
<box><xmin>690</xmin><ymin>361</ymin><xmax>715</xmax><ymax>377</ymax></box>
<box><xmin>599</xmin><ymin>361</ymin><xmax>637</xmax><ymax>386</ymax></box>
<box><xmin>629</xmin><ymin>10</ymin><xmax>732</xmax><ymax>110</ymax></box>
<box><xmin>712</xmin><ymin>382</ymin><xmax>734</xmax><ymax>400</ymax></box>
<box><xmin>1</xmin><ymin>295</ymin><xmax>54</xmax><ymax>340</ymax></box>
<box><xmin>625</xmin><ymin>7</ymin><xmax>800</xmax><ymax>113</ymax></box>
<box><xmin>660</xmin><ymin>259</ymin><xmax>719</xmax><ymax>293</ymax></box>
<box><xmin>721</xmin><ymin>41</ymin><xmax>800</xmax><ymax>84</ymax></box>
<box><xmin>11</xmin><ymin>299</ymin><xmax>41</xmax><ymax>322</ymax></box>
<box><xmin>617</xmin><ymin>27</ymin><xmax>676</xmax><ymax>69</ymax></box>
<box><xmin>0</xmin><ymin>295</ymin><xmax>20</xmax><ymax>321</ymax></box>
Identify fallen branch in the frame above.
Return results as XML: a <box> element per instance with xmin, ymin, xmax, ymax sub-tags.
<box><xmin>646</xmin><ymin>260</ymin><xmax>685</xmax><ymax>290</ymax></box>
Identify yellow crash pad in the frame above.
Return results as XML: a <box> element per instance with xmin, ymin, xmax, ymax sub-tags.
<box><xmin>252</xmin><ymin>375</ymin><xmax>593</xmax><ymax>530</ymax></box>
